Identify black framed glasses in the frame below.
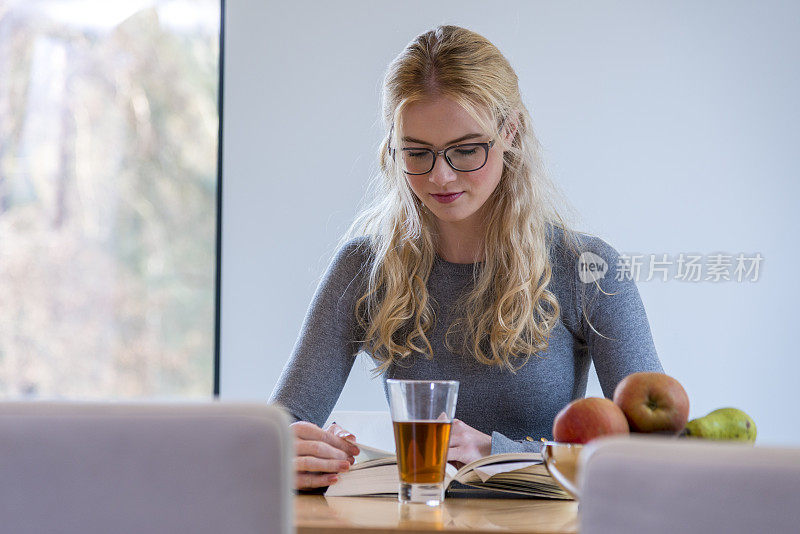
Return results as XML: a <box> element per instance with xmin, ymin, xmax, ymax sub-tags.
<box><xmin>390</xmin><ymin>140</ymin><xmax>496</xmax><ymax>175</ymax></box>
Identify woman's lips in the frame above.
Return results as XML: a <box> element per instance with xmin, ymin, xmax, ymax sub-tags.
<box><xmin>431</xmin><ymin>192</ymin><xmax>463</xmax><ymax>204</ymax></box>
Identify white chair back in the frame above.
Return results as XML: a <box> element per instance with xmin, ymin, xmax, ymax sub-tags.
<box><xmin>579</xmin><ymin>434</ymin><xmax>800</xmax><ymax>534</ymax></box>
<box><xmin>0</xmin><ymin>402</ymin><xmax>294</xmax><ymax>534</ymax></box>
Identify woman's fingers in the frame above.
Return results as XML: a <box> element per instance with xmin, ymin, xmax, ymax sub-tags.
<box><xmin>296</xmin><ymin>471</ymin><xmax>339</xmax><ymax>489</ymax></box>
<box><xmin>290</xmin><ymin>421</ymin><xmax>360</xmax><ymax>490</ymax></box>
<box><xmin>295</xmin><ymin>439</ymin><xmax>355</xmax><ymax>463</ymax></box>
<box><xmin>291</xmin><ymin>421</ymin><xmax>326</xmax><ymax>440</ymax></box>
<box><xmin>447</xmin><ymin>446</ymin><xmax>464</xmax><ymax>464</ymax></box>
<box><xmin>295</xmin><ymin>456</ymin><xmax>351</xmax><ymax>474</ymax></box>
<box><xmin>326</xmin><ymin>422</ymin><xmax>357</xmax><ymax>443</ymax></box>
<box><xmin>320</xmin><ymin>425</ymin><xmax>360</xmax><ymax>456</ymax></box>
<box><xmin>447</xmin><ymin>418</ymin><xmax>491</xmax><ymax>461</ymax></box>
<box><xmin>448</xmin><ymin>445</ymin><xmax>481</xmax><ymax>466</ymax></box>
<box><xmin>448</xmin><ymin>459</ymin><xmax>466</xmax><ymax>470</ymax></box>
<box><xmin>448</xmin><ymin>418</ymin><xmax>466</xmax><ymax>447</ymax></box>
<box><xmin>291</xmin><ymin>421</ymin><xmax>360</xmax><ymax>457</ymax></box>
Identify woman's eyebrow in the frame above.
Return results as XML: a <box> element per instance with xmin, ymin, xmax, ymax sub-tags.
<box><xmin>401</xmin><ymin>132</ymin><xmax>483</xmax><ymax>146</ymax></box>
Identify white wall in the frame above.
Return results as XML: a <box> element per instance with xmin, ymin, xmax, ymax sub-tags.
<box><xmin>221</xmin><ymin>0</ymin><xmax>800</xmax><ymax>445</ymax></box>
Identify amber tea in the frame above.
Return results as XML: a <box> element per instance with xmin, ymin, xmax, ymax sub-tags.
<box><xmin>393</xmin><ymin>420</ymin><xmax>452</xmax><ymax>484</ymax></box>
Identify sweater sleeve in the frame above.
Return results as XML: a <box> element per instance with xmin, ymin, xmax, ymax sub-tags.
<box><xmin>489</xmin><ymin>233</ymin><xmax>663</xmax><ymax>453</ymax></box>
<box><xmin>268</xmin><ymin>237</ymin><xmax>372</xmax><ymax>427</ymax></box>
<box><xmin>490</xmin><ymin>432</ymin><xmax>543</xmax><ymax>454</ymax></box>
<box><xmin>577</xmin><ymin>235</ymin><xmax>664</xmax><ymax>398</ymax></box>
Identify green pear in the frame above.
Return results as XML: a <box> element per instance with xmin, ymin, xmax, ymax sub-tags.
<box><xmin>681</xmin><ymin>408</ymin><xmax>756</xmax><ymax>443</ymax></box>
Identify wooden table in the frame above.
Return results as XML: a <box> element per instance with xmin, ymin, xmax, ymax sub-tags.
<box><xmin>296</xmin><ymin>493</ymin><xmax>579</xmax><ymax>534</ymax></box>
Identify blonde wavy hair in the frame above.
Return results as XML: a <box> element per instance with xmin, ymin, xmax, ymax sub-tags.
<box><xmin>342</xmin><ymin>25</ymin><xmax>586</xmax><ymax>374</ymax></box>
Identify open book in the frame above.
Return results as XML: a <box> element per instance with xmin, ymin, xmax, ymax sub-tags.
<box><xmin>324</xmin><ymin>442</ymin><xmax>572</xmax><ymax>500</ymax></box>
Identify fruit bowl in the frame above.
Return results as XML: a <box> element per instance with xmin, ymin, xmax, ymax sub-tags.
<box><xmin>541</xmin><ymin>441</ymin><xmax>583</xmax><ymax>499</ymax></box>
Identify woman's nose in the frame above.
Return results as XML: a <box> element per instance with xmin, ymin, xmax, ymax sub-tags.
<box><xmin>428</xmin><ymin>155</ymin><xmax>457</xmax><ymax>187</ymax></box>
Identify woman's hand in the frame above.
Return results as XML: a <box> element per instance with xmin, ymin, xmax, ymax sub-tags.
<box><xmin>291</xmin><ymin>421</ymin><xmax>360</xmax><ymax>490</ymax></box>
<box><xmin>447</xmin><ymin>418</ymin><xmax>492</xmax><ymax>468</ymax></box>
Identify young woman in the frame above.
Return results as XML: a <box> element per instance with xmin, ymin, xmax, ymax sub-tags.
<box><xmin>270</xmin><ymin>25</ymin><xmax>663</xmax><ymax>490</ymax></box>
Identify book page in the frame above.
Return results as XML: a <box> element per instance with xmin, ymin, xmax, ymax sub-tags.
<box><xmin>453</xmin><ymin>452</ymin><xmax>543</xmax><ymax>482</ymax></box>
<box><xmin>472</xmin><ymin>460</ymin><xmax>543</xmax><ymax>483</ymax></box>
<box><xmin>324</xmin><ymin>463</ymin><xmax>399</xmax><ymax>497</ymax></box>
<box><xmin>352</xmin><ymin>442</ymin><xmax>394</xmax><ymax>465</ymax></box>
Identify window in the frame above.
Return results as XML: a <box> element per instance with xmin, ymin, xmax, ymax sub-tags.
<box><xmin>0</xmin><ymin>1</ymin><xmax>220</xmax><ymax>398</ymax></box>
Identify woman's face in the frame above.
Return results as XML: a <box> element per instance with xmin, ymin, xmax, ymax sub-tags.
<box><xmin>399</xmin><ymin>95</ymin><xmax>504</xmax><ymax>228</ymax></box>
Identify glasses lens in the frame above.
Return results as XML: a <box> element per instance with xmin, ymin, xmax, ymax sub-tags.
<box><xmin>445</xmin><ymin>144</ymin><xmax>487</xmax><ymax>172</ymax></box>
<box><xmin>401</xmin><ymin>149</ymin><xmax>434</xmax><ymax>174</ymax></box>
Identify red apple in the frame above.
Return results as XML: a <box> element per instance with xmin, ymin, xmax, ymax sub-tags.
<box><xmin>613</xmin><ymin>372</ymin><xmax>690</xmax><ymax>434</ymax></box>
<box><xmin>552</xmin><ymin>397</ymin><xmax>630</xmax><ymax>444</ymax></box>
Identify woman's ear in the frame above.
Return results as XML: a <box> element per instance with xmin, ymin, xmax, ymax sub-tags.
<box><xmin>502</xmin><ymin>111</ymin><xmax>520</xmax><ymax>143</ymax></box>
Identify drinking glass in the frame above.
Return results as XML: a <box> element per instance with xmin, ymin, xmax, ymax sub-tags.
<box><xmin>387</xmin><ymin>379</ymin><xmax>459</xmax><ymax>506</ymax></box>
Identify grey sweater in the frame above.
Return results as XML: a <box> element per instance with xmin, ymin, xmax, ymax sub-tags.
<box><xmin>269</xmin><ymin>227</ymin><xmax>663</xmax><ymax>453</ymax></box>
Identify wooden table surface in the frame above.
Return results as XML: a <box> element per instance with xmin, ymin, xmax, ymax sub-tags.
<box><xmin>296</xmin><ymin>493</ymin><xmax>579</xmax><ymax>534</ymax></box>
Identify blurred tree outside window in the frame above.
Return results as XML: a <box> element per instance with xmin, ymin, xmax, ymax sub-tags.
<box><xmin>0</xmin><ymin>1</ymin><xmax>220</xmax><ymax>398</ymax></box>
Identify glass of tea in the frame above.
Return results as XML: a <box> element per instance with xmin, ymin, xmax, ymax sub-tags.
<box><xmin>386</xmin><ymin>379</ymin><xmax>459</xmax><ymax>506</ymax></box>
